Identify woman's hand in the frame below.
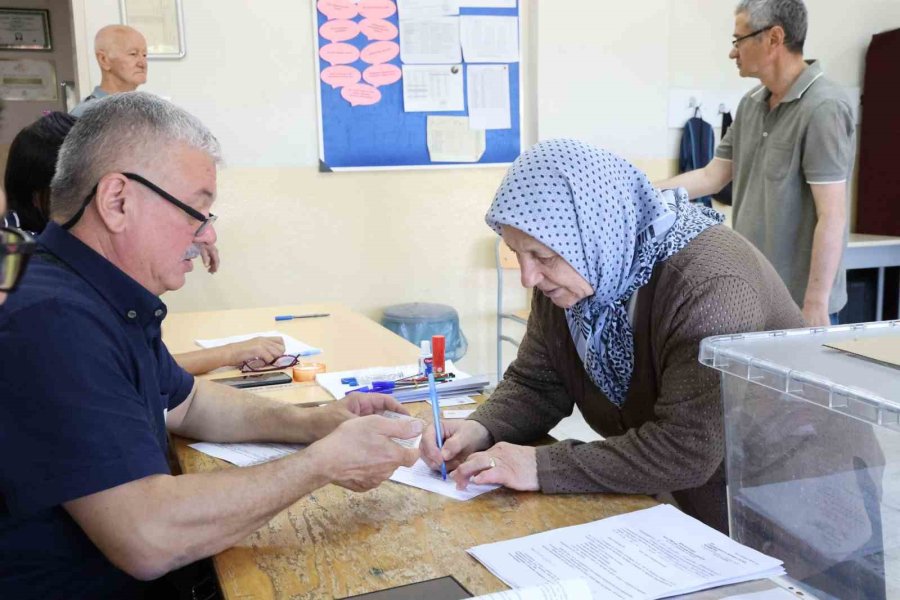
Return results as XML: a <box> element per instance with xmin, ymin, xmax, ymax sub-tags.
<box><xmin>451</xmin><ymin>442</ymin><xmax>539</xmax><ymax>491</ymax></box>
<box><xmin>420</xmin><ymin>419</ymin><xmax>492</xmax><ymax>472</ymax></box>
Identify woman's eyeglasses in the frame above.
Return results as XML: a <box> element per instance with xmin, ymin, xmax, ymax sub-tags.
<box><xmin>1</xmin><ymin>226</ymin><xmax>37</xmax><ymax>292</ymax></box>
<box><xmin>240</xmin><ymin>354</ymin><xmax>306</xmax><ymax>373</ymax></box>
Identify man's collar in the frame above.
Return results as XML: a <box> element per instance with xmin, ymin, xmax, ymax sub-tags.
<box><xmin>749</xmin><ymin>60</ymin><xmax>823</xmax><ymax>104</ymax></box>
<box><xmin>38</xmin><ymin>222</ymin><xmax>168</xmax><ymax>327</ymax></box>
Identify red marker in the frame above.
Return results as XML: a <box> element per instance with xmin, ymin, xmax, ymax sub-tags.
<box><xmin>431</xmin><ymin>335</ymin><xmax>446</xmax><ymax>375</ymax></box>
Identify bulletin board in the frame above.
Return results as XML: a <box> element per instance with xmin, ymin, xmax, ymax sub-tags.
<box><xmin>313</xmin><ymin>0</ymin><xmax>522</xmax><ymax>171</ymax></box>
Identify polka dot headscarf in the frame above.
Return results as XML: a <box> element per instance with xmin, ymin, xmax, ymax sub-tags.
<box><xmin>486</xmin><ymin>139</ymin><xmax>723</xmax><ymax>407</ymax></box>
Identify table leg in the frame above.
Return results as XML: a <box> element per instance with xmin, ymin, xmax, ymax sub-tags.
<box><xmin>877</xmin><ymin>267</ymin><xmax>885</xmax><ymax>321</ymax></box>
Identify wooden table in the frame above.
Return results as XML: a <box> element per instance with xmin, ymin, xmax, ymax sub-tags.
<box><xmin>163</xmin><ymin>304</ymin><xmax>656</xmax><ymax>599</ymax></box>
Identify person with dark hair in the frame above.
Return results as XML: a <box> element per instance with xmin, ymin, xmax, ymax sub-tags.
<box><xmin>656</xmin><ymin>0</ymin><xmax>854</xmax><ymax>328</ymax></box>
<box><xmin>3</xmin><ymin>111</ymin><xmax>77</xmax><ymax>233</ymax></box>
<box><xmin>1</xmin><ymin>112</ymin><xmax>277</xmax><ymax>376</ymax></box>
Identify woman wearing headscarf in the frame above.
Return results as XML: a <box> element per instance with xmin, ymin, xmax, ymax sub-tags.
<box><xmin>421</xmin><ymin>139</ymin><xmax>803</xmax><ymax>532</ymax></box>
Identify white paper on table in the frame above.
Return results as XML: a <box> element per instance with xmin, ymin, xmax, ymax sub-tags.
<box><xmin>315</xmin><ymin>360</ymin><xmax>477</xmax><ymax>400</ymax></box>
<box><xmin>189</xmin><ymin>442</ymin><xmax>304</xmax><ymax>467</ymax></box>
<box><xmin>457</xmin><ymin>0</ymin><xmax>516</xmax><ymax>7</ymax></box>
<box><xmin>460</xmin><ymin>16</ymin><xmax>519</xmax><ymax>63</ymax></box>
<box><xmin>391</xmin><ymin>459</ymin><xmax>499</xmax><ymax>500</ymax></box>
<box><xmin>402</xmin><ymin>64</ymin><xmax>464</xmax><ymax>111</ymax></box>
<box><xmin>397</xmin><ymin>0</ymin><xmax>459</xmax><ymax>19</ymax></box>
<box><xmin>468</xmin><ymin>504</ymin><xmax>785</xmax><ymax>600</ymax></box>
<box><xmin>195</xmin><ymin>330</ymin><xmax>321</xmax><ymax>357</ymax></box>
<box><xmin>443</xmin><ymin>408</ymin><xmax>476</xmax><ymax>419</ymax></box>
<box><xmin>470</xmin><ymin>580</ymin><xmax>592</xmax><ymax>600</ymax></box>
<box><xmin>723</xmin><ymin>590</ymin><xmax>801</xmax><ymax>600</ymax></box>
<box><xmin>399</xmin><ymin>18</ymin><xmax>461</xmax><ymax>64</ymax></box>
<box><xmin>467</xmin><ymin>64</ymin><xmax>511</xmax><ymax>129</ymax></box>
<box><xmin>427</xmin><ymin>116</ymin><xmax>485</xmax><ymax>162</ymax></box>
<box><xmin>317</xmin><ymin>362</ymin><xmax>419</xmax><ymax>398</ymax></box>
<box><xmin>428</xmin><ymin>394</ymin><xmax>477</xmax><ymax>406</ymax></box>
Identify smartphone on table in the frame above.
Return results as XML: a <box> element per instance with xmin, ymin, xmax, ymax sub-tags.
<box><xmin>211</xmin><ymin>372</ymin><xmax>292</xmax><ymax>389</ymax></box>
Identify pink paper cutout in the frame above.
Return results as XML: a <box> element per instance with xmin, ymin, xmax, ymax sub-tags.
<box><xmin>319</xmin><ymin>42</ymin><xmax>361</xmax><ymax>65</ymax></box>
<box><xmin>363</xmin><ymin>63</ymin><xmax>402</xmax><ymax>87</ymax></box>
<box><xmin>360</xmin><ymin>40</ymin><xmax>400</xmax><ymax>65</ymax></box>
<box><xmin>341</xmin><ymin>83</ymin><xmax>382</xmax><ymax>106</ymax></box>
<box><xmin>359</xmin><ymin>18</ymin><xmax>398</xmax><ymax>41</ymax></box>
<box><xmin>319</xmin><ymin>19</ymin><xmax>361</xmax><ymax>43</ymax></box>
<box><xmin>317</xmin><ymin>0</ymin><xmax>358</xmax><ymax>20</ymax></box>
<box><xmin>358</xmin><ymin>0</ymin><xmax>397</xmax><ymax>19</ymax></box>
<box><xmin>321</xmin><ymin>65</ymin><xmax>362</xmax><ymax>88</ymax></box>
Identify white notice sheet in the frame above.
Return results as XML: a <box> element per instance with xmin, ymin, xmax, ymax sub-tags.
<box><xmin>457</xmin><ymin>0</ymin><xmax>516</xmax><ymax>7</ymax></box>
<box><xmin>403</xmin><ymin>65</ymin><xmax>464</xmax><ymax>111</ymax></box>
<box><xmin>391</xmin><ymin>459</ymin><xmax>499</xmax><ymax>500</ymax></box>
<box><xmin>427</xmin><ymin>116</ymin><xmax>485</xmax><ymax>162</ymax></box>
<box><xmin>467</xmin><ymin>64</ymin><xmax>511</xmax><ymax>129</ymax></box>
<box><xmin>460</xmin><ymin>16</ymin><xmax>519</xmax><ymax>62</ymax></box>
<box><xmin>397</xmin><ymin>0</ymin><xmax>460</xmax><ymax>19</ymax></box>
<box><xmin>400</xmin><ymin>17</ymin><xmax>462</xmax><ymax>64</ymax></box>
<box><xmin>468</xmin><ymin>504</ymin><xmax>785</xmax><ymax>600</ymax></box>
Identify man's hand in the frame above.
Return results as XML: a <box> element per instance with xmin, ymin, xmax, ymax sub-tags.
<box><xmin>307</xmin><ymin>415</ymin><xmax>423</xmax><ymax>492</ymax></box>
<box><xmin>201</xmin><ymin>243</ymin><xmax>220</xmax><ymax>274</ymax></box>
<box><xmin>420</xmin><ymin>418</ymin><xmax>492</xmax><ymax>472</ymax></box>
<box><xmin>224</xmin><ymin>336</ymin><xmax>285</xmax><ymax>367</ymax></box>
<box><xmin>335</xmin><ymin>391</ymin><xmax>408</xmax><ymax>417</ymax></box>
<box><xmin>451</xmin><ymin>442</ymin><xmax>539</xmax><ymax>491</ymax></box>
<box><xmin>802</xmin><ymin>301</ymin><xmax>831</xmax><ymax>327</ymax></box>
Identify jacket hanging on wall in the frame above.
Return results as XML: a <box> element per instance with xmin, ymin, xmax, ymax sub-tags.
<box><xmin>714</xmin><ymin>111</ymin><xmax>734</xmax><ymax>206</ymax></box>
<box><xmin>679</xmin><ymin>114</ymin><xmax>715</xmax><ymax>207</ymax></box>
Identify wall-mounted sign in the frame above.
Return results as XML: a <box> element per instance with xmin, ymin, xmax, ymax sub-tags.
<box><xmin>0</xmin><ymin>8</ymin><xmax>52</xmax><ymax>51</ymax></box>
<box><xmin>0</xmin><ymin>58</ymin><xmax>58</xmax><ymax>101</ymax></box>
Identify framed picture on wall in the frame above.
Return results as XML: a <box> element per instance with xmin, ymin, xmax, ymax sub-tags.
<box><xmin>0</xmin><ymin>8</ymin><xmax>52</xmax><ymax>51</ymax></box>
<box><xmin>0</xmin><ymin>58</ymin><xmax>58</xmax><ymax>101</ymax></box>
<box><xmin>119</xmin><ymin>0</ymin><xmax>185</xmax><ymax>59</ymax></box>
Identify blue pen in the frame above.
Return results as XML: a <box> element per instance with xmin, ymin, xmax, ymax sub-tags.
<box><xmin>427</xmin><ymin>366</ymin><xmax>448</xmax><ymax>480</ymax></box>
<box><xmin>274</xmin><ymin>313</ymin><xmax>330</xmax><ymax>321</ymax></box>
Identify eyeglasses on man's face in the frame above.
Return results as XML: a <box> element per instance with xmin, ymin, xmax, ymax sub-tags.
<box><xmin>62</xmin><ymin>172</ymin><xmax>217</xmax><ymax>237</ymax></box>
<box><xmin>0</xmin><ymin>227</ymin><xmax>37</xmax><ymax>292</ymax></box>
<box><xmin>732</xmin><ymin>25</ymin><xmax>775</xmax><ymax>48</ymax></box>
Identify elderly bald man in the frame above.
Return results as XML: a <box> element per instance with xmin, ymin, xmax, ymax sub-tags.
<box><xmin>71</xmin><ymin>24</ymin><xmax>148</xmax><ymax>117</ymax></box>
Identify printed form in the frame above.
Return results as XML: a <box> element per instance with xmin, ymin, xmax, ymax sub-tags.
<box><xmin>468</xmin><ymin>504</ymin><xmax>784</xmax><ymax>600</ymax></box>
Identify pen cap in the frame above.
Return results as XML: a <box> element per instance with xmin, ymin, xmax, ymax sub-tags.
<box><xmin>431</xmin><ymin>335</ymin><xmax>446</xmax><ymax>374</ymax></box>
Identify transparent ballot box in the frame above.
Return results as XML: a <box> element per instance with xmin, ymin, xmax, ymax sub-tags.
<box><xmin>700</xmin><ymin>322</ymin><xmax>900</xmax><ymax>600</ymax></box>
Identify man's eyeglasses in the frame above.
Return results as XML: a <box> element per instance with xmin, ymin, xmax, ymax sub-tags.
<box><xmin>62</xmin><ymin>172</ymin><xmax>216</xmax><ymax>237</ymax></box>
<box><xmin>0</xmin><ymin>227</ymin><xmax>37</xmax><ymax>292</ymax></box>
<box><xmin>732</xmin><ymin>25</ymin><xmax>775</xmax><ymax>48</ymax></box>
<box><xmin>240</xmin><ymin>354</ymin><xmax>307</xmax><ymax>373</ymax></box>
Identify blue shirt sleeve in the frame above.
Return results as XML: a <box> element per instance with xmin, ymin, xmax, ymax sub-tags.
<box><xmin>0</xmin><ymin>298</ymin><xmax>173</xmax><ymax>517</ymax></box>
<box><xmin>157</xmin><ymin>340</ymin><xmax>194</xmax><ymax>411</ymax></box>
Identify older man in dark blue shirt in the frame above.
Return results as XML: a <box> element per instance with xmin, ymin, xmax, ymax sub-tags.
<box><xmin>0</xmin><ymin>92</ymin><xmax>423</xmax><ymax>599</ymax></box>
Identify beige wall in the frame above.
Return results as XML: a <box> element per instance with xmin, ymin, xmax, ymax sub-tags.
<box><xmin>66</xmin><ymin>1</ymin><xmax>899</xmax><ymax>377</ymax></box>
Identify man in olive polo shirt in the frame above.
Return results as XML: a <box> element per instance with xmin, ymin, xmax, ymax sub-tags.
<box><xmin>657</xmin><ymin>0</ymin><xmax>854</xmax><ymax>326</ymax></box>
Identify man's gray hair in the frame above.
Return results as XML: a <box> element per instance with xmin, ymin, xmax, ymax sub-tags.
<box><xmin>736</xmin><ymin>0</ymin><xmax>807</xmax><ymax>54</ymax></box>
<box><xmin>51</xmin><ymin>91</ymin><xmax>221</xmax><ymax>223</ymax></box>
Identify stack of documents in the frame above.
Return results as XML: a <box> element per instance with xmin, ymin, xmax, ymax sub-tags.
<box><xmin>316</xmin><ymin>361</ymin><xmax>488</xmax><ymax>402</ymax></box>
<box><xmin>468</xmin><ymin>504</ymin><xmax>785</xmax><ymax>600</ymax></box>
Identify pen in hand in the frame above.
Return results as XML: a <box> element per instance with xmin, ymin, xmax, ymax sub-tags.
<box><xmin>274</xmin><ymin>313</ymin><xmax>330</xmax><ymax>321</ymax></box>
<box><xmin>427</xmin><ymin>369</ymin><xmax>448</xmax><ymax>480</ymax></box>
